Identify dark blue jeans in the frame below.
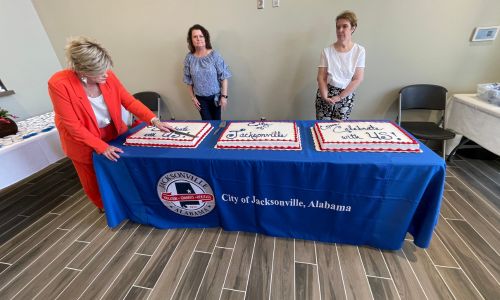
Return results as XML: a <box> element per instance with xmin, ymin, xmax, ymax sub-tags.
<box><xmin>197</xmin><ymin>94</ymin><xmax>221</xmax><ymax>120</ymax></box>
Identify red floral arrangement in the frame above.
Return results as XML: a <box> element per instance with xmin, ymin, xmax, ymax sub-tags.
<box><xmin>0</xmin><ymin>108</ymin><xmax>18</xmax><ymax>138</ymax></box>
<box><xmin>0</xmin><ymin>108</ymin><xmax>17</xmax><ymax>123</ymax></box>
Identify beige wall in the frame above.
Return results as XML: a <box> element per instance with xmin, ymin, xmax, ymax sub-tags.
<box><xmin>0</xmin><ymin>0</ymin><xmax>61</xmax><ymax>120</ymax></box>
<box><xmin>32</xmin><ymin>0</ymin><xmax>500</xmax><ymax>120</ymax></box>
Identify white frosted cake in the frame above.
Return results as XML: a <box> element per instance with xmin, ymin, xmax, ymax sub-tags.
<box><xmin>313</xmin><ymin>121</ymin><xmax>420</xmax><ymax>152</ymax></box>
<box><xmin>216</xmin><ymin>121</ymin><xmax>301</xmax><ymax>150</ymax></box>
<box><xmin>125</xmin><ymin>122</ymin><xmax>212</xmax><ymax>148</ymax></box>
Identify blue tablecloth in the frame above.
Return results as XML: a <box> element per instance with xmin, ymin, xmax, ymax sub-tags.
<box><xmin>93</xmin><ymin>120</ymin><xmax>446</xmax><ymax>250</ymax></box>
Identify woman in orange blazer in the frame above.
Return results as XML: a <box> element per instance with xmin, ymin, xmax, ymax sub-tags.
<box><xmin>48</xmin><ymin>36</ymin><xmax>172</xmax><ymax>210</ymax></box>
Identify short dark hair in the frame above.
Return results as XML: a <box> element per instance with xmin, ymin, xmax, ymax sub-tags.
<box><xmin>187</xmin><ymin>24</ymin><xmax>212</xmax><ymax>53</ymax></box>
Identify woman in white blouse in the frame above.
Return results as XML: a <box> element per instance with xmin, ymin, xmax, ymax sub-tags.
<box><xmin>316</xmin><ymin>11</ymin><xmax>365</xmax><ymax>120</ymax></box>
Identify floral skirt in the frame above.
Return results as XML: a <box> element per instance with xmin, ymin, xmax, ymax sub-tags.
<box><xmin>315</xmin><ymin>84</ymin><xmax>355</xmax><ymax>120</ymax></box>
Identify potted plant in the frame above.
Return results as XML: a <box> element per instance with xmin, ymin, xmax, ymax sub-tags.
<box><xmin>0</xmin><ymin>108</ymin><xmax>18</xmax><ymax>138</ymax></box>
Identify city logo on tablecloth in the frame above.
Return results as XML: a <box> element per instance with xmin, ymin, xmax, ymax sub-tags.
<box><xmin>157</xmin><ymin>171</ymin><xmax>215</xmax><ymax>217</ymax></box>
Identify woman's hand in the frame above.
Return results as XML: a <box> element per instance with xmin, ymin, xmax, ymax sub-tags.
<box><xmin>323</xmin><ymin>95</ymin><xmax>342</xmax><ymax>106</ymax></box>
<box><xmin>102</xmin><ymin>145</ymin><xmax>124</xmax><ymax>162</ymax></box>
<box><xmin>152</xmin><ymin>118</ymin><xmax>175</xmax><ymax>132</ymax></box>
<box><xmin>322</xmin><ymin>96</ymin><xmax>334</xmax><ymax>104</ymax></box>
<box><xmin>332</xmin><ymin>95</ymin><xmax>342</xmax><ymax>103</ymax></box>
<box><xmin>220</xmin><ymin>97</ymin><xmax>228</xmax><ymax>110</ymax></box>
<box><xmin>192</xmin><ymin>97</ymin><xmax>201</xmax><ymax>111</ymax></box>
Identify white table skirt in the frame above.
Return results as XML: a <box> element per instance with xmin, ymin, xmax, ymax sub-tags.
<box><xmin>445</xmin><ymin>94</ymin><xmax>500</xmax><ymax>156</ymax></box>
<box><xmin>0</xmin><ymin>128</ymin><xmax>65</xmax><ymax>190</ymax></box>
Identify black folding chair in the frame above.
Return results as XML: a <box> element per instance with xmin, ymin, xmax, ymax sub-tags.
<box><xmin>397</xmin><ymin>84</ymin><xmax>455</xmax><ymax>159</ymax></box>
<box><xmin>133</xmin><ymin>91</ymin><xmax>175</xmax><ymax>120</ymax></box>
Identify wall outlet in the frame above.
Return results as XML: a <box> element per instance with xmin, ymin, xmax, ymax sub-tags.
<box><xmin>257</xmin><ymin>0</ymin><xmax>264</xmax><ymax>9</ymax></box>
<box><xmin>272</xmin><ymin>0</ymin><xmax>279</xmax><ymax>7</ymax></box>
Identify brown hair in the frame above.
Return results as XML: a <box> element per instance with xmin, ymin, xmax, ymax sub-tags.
<box><xmin>336</xmin><ymin>10</ymin><xmax>358</xmax><ymax>30</ymax></box>
<box><xmin>187</xmin><ymin>24</ymin><xmax>213</xmax><ymax>53</ymax></box>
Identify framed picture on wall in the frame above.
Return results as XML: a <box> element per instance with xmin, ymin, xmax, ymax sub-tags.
<box><xmin>471</xmin><ymin>26</ymin><xmax>499</xmax><ymax>42</ymax></box>
<box><xmin>0</xmin><ymin>79</ymin><xmax>7</xmax><ymax>92</ymax></box>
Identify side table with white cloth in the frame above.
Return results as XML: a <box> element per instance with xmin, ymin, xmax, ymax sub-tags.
<box><xmin>445</xmin><ymin>94</ymin><xmax>500</xmax><ymax>158</ymax></box>
<box><xmin>0</xmin><ymin>112</ymin><xmax>65</xmax><ymax>190</ymax></box>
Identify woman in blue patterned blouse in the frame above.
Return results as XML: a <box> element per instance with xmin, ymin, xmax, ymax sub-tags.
<box><xmin>183</xmin><ymin>24</ymin><xmax>232</xmax><ymax>120</ymax></box>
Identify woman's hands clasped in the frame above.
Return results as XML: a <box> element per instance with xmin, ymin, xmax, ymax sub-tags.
<box><xmin>323</xmin><ymin>95</ymin><xmax>342</xmax><ymax>105</ymax></box>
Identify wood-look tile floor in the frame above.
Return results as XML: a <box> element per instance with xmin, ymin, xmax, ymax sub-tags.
<box><xmin>0</xmin><ymin>155</ymin><xmax>499</xmax><ymax>299</ymax></box>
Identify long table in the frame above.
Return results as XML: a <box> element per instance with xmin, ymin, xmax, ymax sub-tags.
<box><xmin>0</xmin><ymin>128</ymin><xmax>65</xmax><ymax>189</ymax></box>
<box><xmin>93</xmin><ymin>120</ymin><xmax>446</xmax><ymax>250</ymax></box>
<box><xmin>446</xmin><ymin>94</ymin><xmax>500</xmax><ymax>156</ymax></box>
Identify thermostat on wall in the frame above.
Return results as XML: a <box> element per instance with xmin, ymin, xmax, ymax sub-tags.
<box><xmin>471</xmin><ymin>26</ymin><xmax>499</xmax><ymax>42</ymax></box>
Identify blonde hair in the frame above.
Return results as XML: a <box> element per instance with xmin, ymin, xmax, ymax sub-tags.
<box><xmin>65</xmin><ymin>36</ymin><xmax>113</xmax><ymax>75</ymax></box>
<box><xmin>336</xmin><ymin>10</ymin><xmax>358</xmax><ymax>29</ymax></box>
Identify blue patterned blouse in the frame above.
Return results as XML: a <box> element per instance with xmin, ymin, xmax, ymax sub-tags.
<box><xmin>183</xmin><ymin>50</ymin><xmax>232</xmax><ymax>97</ymax></box>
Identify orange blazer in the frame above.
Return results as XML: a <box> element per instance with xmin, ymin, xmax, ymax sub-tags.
<box><xmin>48</xmin><ymin>70</ymin><xmax>156</xmax><ymax>163</ymax></box>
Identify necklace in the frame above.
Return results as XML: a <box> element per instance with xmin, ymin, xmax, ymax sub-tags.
<box><xmin>84</xmin><ymin>84</ymin><xmax>101</xmax><ymax>98</ymax></box>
